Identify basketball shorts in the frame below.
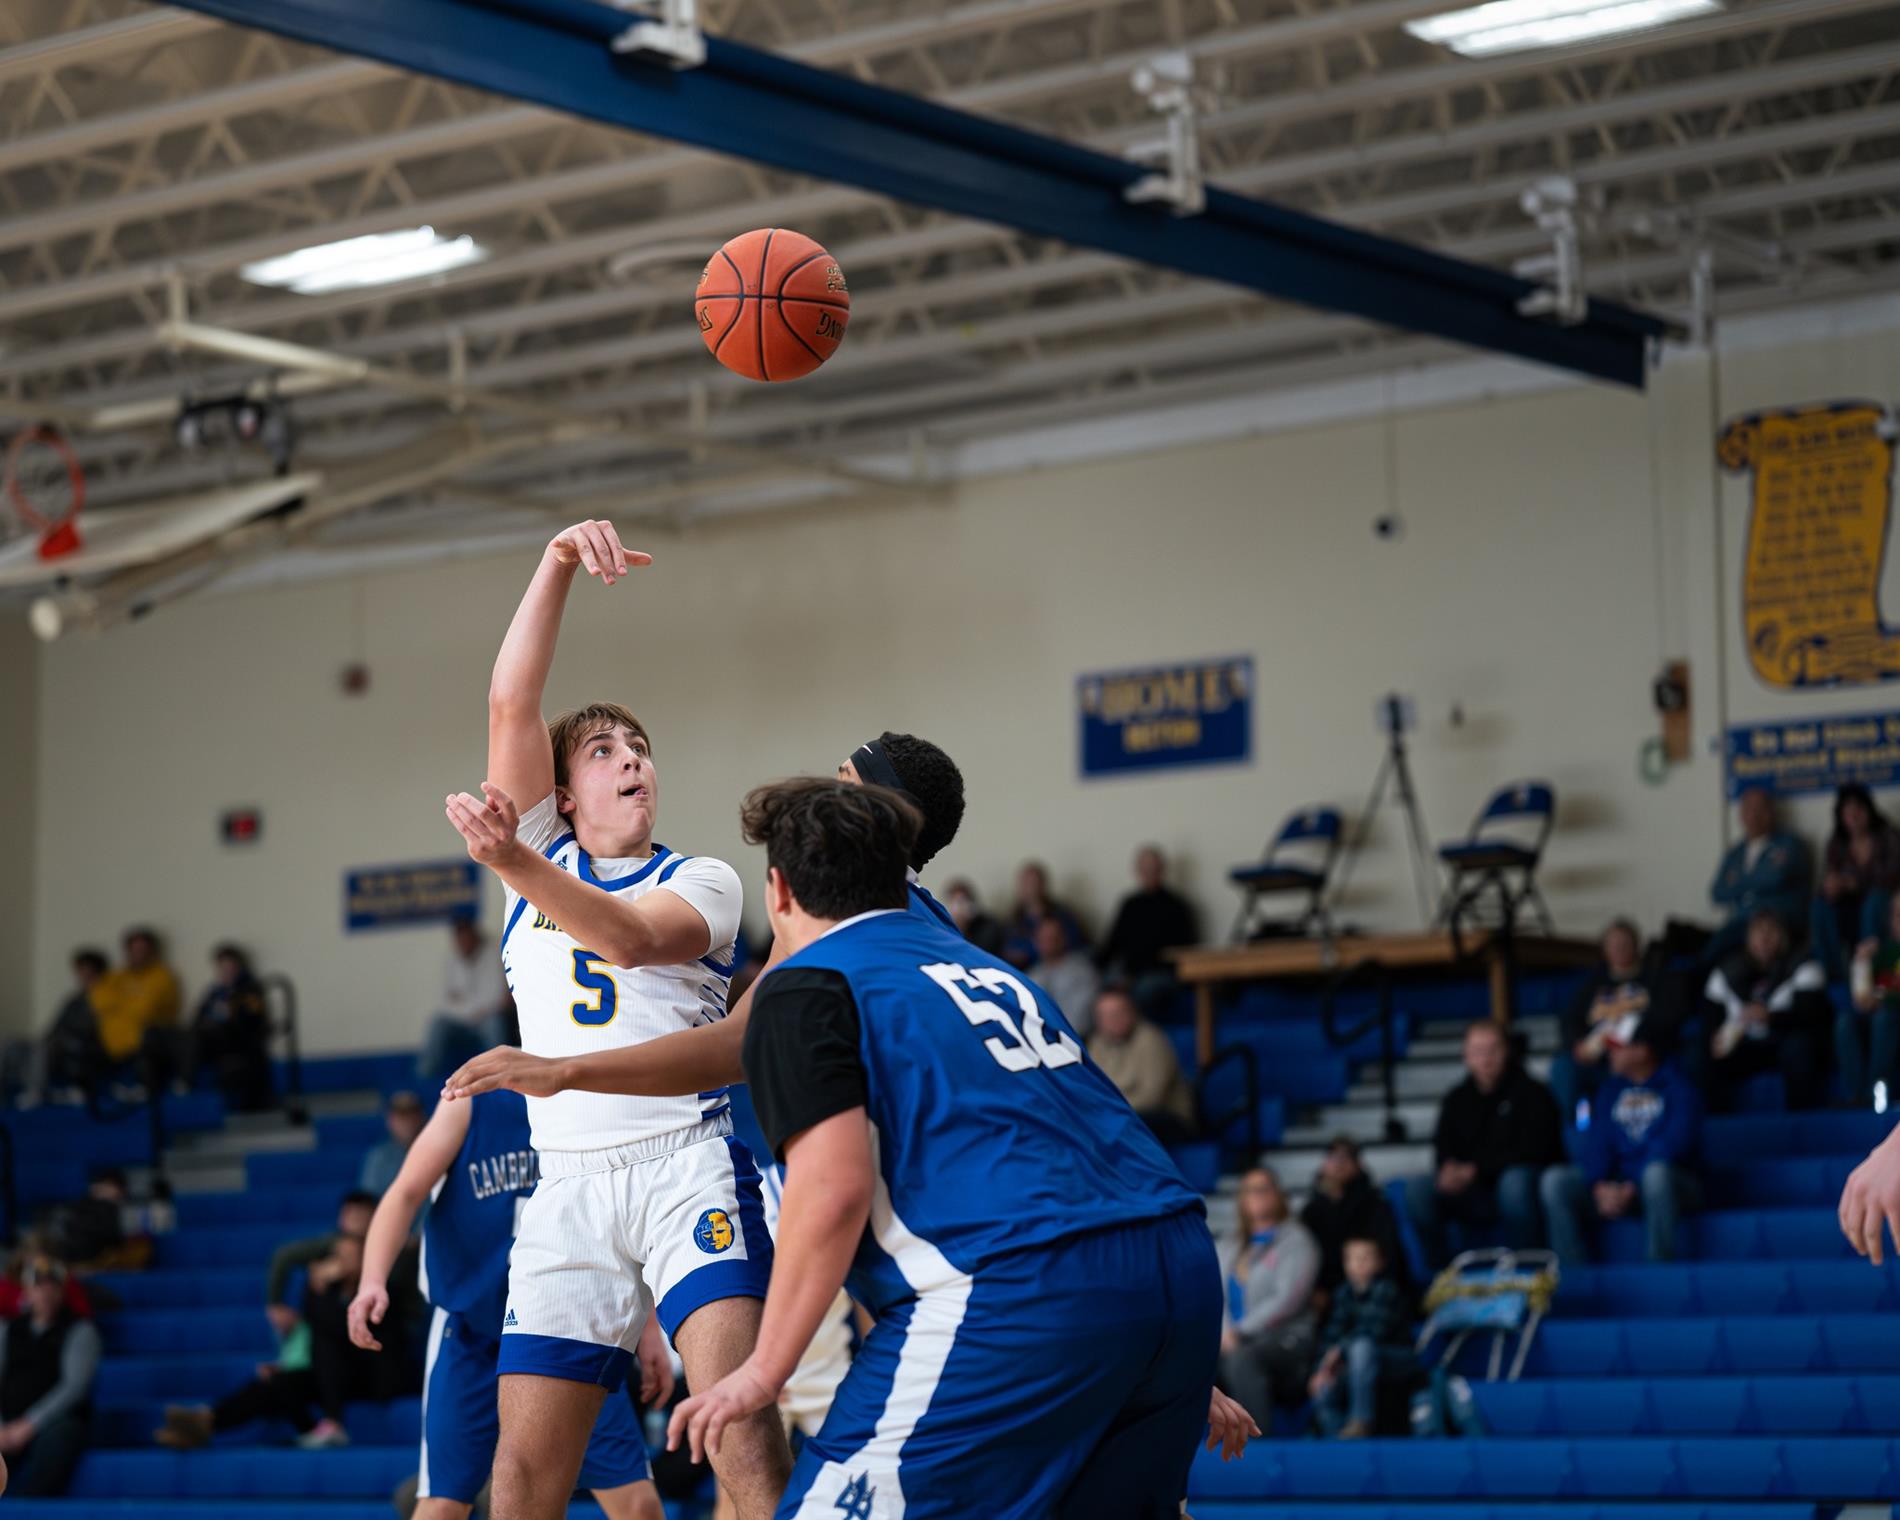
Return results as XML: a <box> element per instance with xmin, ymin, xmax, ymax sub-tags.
<box><xmin>499</xmin><ymin>1121</ymin><xmax>772</xmax><ymax>1389</ymax></box>
<box><xmin>419</xmin><ymin>1308</ymin><xmax>651</xmax><ymax>1502</ymax></box>
<box><xmin>777</xmin><ymin>1207</ymin><xmax>1221</xmax><ymax>1520</ymax></box>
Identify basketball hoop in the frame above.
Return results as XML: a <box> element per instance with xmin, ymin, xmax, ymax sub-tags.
<box><xmin>4</xmin><ymin>424</ymin><xmax>85</xmax><ymax>561</ymax></box>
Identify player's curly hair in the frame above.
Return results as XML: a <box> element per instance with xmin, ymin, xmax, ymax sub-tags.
<box><xmin>741</xmin><ymin>778</ymin><xmax>921</xmax><ymax>920</ymax></box>
<box><xmin>878</xmin><ymin>731</ymin><xmax>965</xmax><ymax>872</ymax></box>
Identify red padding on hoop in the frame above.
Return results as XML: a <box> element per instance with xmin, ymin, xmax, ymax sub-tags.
<box><xmin>37</xmin><ymin>516</ymin><xmax>82</xmax><ymax>561</ymax></box>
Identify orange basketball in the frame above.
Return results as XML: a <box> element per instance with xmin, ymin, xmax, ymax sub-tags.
<box><xmin>696</xmin><ymin>228</ymin><xmax>849</xmax><ymax>383</ymax></box>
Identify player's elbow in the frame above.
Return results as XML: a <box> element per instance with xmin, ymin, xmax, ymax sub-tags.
<box><xmin>599</xmin><ymin>923</ymin><xmax>657</xmax><ymax>970</ymax></box>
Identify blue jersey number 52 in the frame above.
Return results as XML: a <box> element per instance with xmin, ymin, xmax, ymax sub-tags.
<box><xmin>921</xmin><ymin>962</ymin><xmax>1082</xmax><ymax>1073</ymax></box>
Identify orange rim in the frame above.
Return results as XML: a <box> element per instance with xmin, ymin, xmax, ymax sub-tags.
<box><xmin>5</xmin><ymin>425</ymin><xmax>85</xmax><ymax>532</ymax></box>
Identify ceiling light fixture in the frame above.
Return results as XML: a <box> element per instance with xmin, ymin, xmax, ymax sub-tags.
<box><xmin>1406</xmin><ymin>0</ymin><xmax>1721</xmax><ymax>58</ymax></box>
<box><xmin>241</xmin><ymin>227</ymin><xmax>488</xmax><ymax>295</ymax></box>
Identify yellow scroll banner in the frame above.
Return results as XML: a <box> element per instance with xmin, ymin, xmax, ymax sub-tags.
<box><xmin>1718</xmin><ymin>401</ymin><xmax>1898</xmax><ymax>689</ymax></box>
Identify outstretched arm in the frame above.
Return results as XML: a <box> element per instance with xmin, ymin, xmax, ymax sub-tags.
<box><xmin>488</xmin><ymin>521</ymin><xmax>650</xmax><ymax>807</ymax></box>
<box><xmin>443</xmin><ymin>942</ymin><xmax>787</xmax><ymax>1102</ymax></box>
<box><xmin>1842</xmin><ymin>1118</ymin><xmax>1900</xmax><ymax>1264</ymax></box>
<box><xmin>348</xmin><ymin>1100</ymin><xmax>471</xmax><ymax>1350</ymax></box>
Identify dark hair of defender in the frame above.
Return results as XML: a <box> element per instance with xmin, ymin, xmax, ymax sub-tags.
<box><xmin>878</xmin><ymin>731</ymin><xmax>965</xmax><ymax>871</ymax></box>
<box><xmin>741</xmin><ymin>777</ymin><xmax>922</xmax><ymax>922</ymax></box>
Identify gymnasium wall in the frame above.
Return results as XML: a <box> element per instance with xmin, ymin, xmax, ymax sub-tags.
<box><xmin>0</xmin><ymin>615</ymin><xmax>38</xmax><ymax>1033</ymax></box>
<box><xmin>15</xmin><ymin>313</ymin><xmax>1900</xmax><ymax>1052</ymax></box>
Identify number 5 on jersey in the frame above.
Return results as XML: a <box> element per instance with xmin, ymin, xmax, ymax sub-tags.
<box><xmin>921</xmin><ymin>962</ymin><xmax>1082</xmax><ymax>1072</ymax></box>
<box><xmin>570</xmin><ymin>949</ymin><xmax>618</xmax><ymax>1026</ymax></box>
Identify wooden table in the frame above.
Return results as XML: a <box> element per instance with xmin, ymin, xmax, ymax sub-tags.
<box><xmin>1169</xmin><ymin>931</ymin><xmax>1600</xmax><ymax>1067</ymax></box>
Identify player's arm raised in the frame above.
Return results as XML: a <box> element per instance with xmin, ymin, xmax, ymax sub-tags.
<box><xmin>488</xmin><ymin>520</ymin><xmax>649</xmax><ymax>805</ymax></box>
<box><xmin>347</xmin><ymin>1099</ymin><xmax>471</xmax><ymax>1351</ymax></box>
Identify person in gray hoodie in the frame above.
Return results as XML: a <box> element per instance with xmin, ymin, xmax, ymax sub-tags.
<box><xmin>1216</xmin><ymin>1166</ymin><xmax>1320</xmax><ymax>1427</ymax></box>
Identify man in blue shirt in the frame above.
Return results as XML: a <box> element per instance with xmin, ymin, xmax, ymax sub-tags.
<box><xmin>1539</xmin><ymin>1019</ymin><xmax>1703</xmax><ymax>1267</ymax></box>
<box><xmin>1709</xmin><ymin>787</ymin><xmax>1810</xmax><ymax>957</ymax></box>
<box><xmin>669</xmin><ymin>779</ymin><xmax>1221</xmax><ymax>1519</ymax></box>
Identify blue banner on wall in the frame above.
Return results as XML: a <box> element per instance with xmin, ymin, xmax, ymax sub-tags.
<box><xmin>1725</xmin><ymin>710</ymin><xmax>1900</xmax><ymax>797</ymax></box>
<box><xmin>345</xmin><ymin>859</ymin><xmax>482</xmax><ymax>931</ymax></box>
<box><xmin>1078</xmin><ymin>656</ymin><xmax>1253</xmax><ymax>778</ymax></box>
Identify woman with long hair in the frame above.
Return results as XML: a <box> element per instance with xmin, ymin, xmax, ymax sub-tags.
<box><xmin>1814</xmin><ymin>783</ymin><xmax>1900</xmax><ymax>979</ymax></box>
<box><xmin>1215</xmin><ymin>1167</ymin><xmax>1320</xmax><ymax>1428</ymax></box>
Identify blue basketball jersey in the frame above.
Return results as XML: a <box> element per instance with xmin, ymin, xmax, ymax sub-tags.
<box><xmin>418</xmin><ymin>1090</ymin><xmax>540</xmax><ymax>1337</ymax></box>
<box><xmin>907</xmin><ymin>880</ymin><xmax>957</xmax><ymax>933</ymax></box>
<box><xmin>775</xmin><ymin>910</ymin><xmax>1202</xmax><ymax>1315</ymax></box>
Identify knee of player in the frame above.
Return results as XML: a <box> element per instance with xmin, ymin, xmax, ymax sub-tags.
<box><xmin>708</xmin><ymin>1405</ymin><xmax>794</xmax><ymax>1478</ymax></box>
<box><xmin>594</xmin><ymin>1481</ymin><xmax>666</xmax><ymax>1520</ymax></box>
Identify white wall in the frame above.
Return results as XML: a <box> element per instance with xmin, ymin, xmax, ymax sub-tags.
<box><xmin>0</xmin><ymin>615</ymin><xmax>38</xmax><ymax>1035</ymax></box>
<box><xmin>21</xmin><ymin>312</ymin><xmax>1900</xmax><ymax>1053</ymax></box>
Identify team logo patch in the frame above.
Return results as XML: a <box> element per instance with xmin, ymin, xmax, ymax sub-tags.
<box><xmin>694</xmin><ymin>1208</ymin><xmax>736</xmax><ymax>1254</ymax></box>
<box><xmin>836</xmin><ymin>1473</ymin><xmax>875</xmax><ymax>1518</ymax></box>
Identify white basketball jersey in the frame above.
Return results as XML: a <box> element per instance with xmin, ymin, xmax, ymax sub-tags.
<box><xmin>501</xmin><ymin>794</ymin><xmax>741</xmax><ymax>1154</ymax></box>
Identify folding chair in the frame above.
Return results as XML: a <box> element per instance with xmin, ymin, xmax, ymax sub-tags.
<box><xmin>1228</xmin><ymin>805</ymin><xmax>1342</xmax><ymax>940</ymax></box>
<box><xmin>1434</xmin><ymin>781</ymin><xmax>1556</xmax><ymax>937</ymax></box>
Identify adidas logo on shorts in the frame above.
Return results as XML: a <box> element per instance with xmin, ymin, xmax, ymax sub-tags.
<box><xmin>504</xmin><ymin>1308</ymin><xmax>518</xmax><ymax>1328</ymax></box>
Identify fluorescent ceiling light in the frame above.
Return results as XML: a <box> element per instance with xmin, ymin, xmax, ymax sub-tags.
<box><xmin>241</xmin><ymin>227</ymin><xmax>487</xmax><ymax>295</ymax></box>
<box><xmin>1406</xmin><ymin>0</ymin><xmax>1721</xmax><ymax>57</ymax></box>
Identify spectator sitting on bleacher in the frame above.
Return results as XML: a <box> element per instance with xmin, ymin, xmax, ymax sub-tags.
<box><xmin>421</xmin><ymin>916</ymin><xmax>513</xmax><ymax>1084</ymax></box>
<box><xmin>1843</xmin><ymin>894</ymin><xmax>1900</xmax><ymax>1109</ymax></box>
<box><xmin>359</xmin><ymin>1092</ymin><xmax>427</xmax><ymax>1200</ymax></box>
<box><xmin>265</xmin><ymin>1191</ymin><xmax>379</xmax><ymax>1347</ymax></box>
<box><xmin>1703</xmin><ymin>908</ymin><xmax>1830</xmax><ymax>1110</ymax></box>
<box><xmin>1216</xmin><ymin>1167</ymin><xmax>1320</xmax><ymax>1429</ymax></box>
<box><xmin>37</xmin><ymin>1167</ymin><xmax>154</xmax><ymax>1274</ymax></box>
<box><xmin>1086</xmin><ymin>984</ymin><xmax>1196</xmax><ymax>1146</ymax></box>
<box><xmin>189</xmin><ymin>944</ymin><xmax>273</xmax><ymax>1112</ymax></box>
<box><xmin>1300</xmin><ymin>1137</ymin><xmax>1407</xmax><ymax>1306</ymax></box>
<box><xmin>1404</xmin><ymin>1021</ymin><xmax>1563</xmax><ymax>1268</ymax></box>
<box><xmin>89</xmin><ymin>927</ymin><xmax>183</xmax><ymax>1100</ymax></box>
<box><xmin>1031</xmin><ymin>917</ymin><xmax>1102</xmax><ymax>1038</ymax></box>
<box><xmin>160</xmin><ymin>1230</ymin><xmax>417</xmax><ymax>1451</ymax></box>
<box><xmin>1307</xmin><ymin>1237</ymin><xmax>1414</xmax><ymax>1440</ymax></box>
<box><xmin>1003</xmin><ymin>861</ymin><xmax>1086</xmax><ymax>969</ymax></box>
<box><xmin>941</xmin><ymin>878</ymin><xmax>1007</xmax><ymax>957</ymax></box>
<box><xmin>1811</xmin><ymin>783</ymin><xmax>1900</xmax><ymax>980</ymax></box>
<box><xmin>1551</xmin><ymin>919</ymin><xmax>1666</xmax><ymax>1125</ymax></box>
<box><xmin>1099</xmin><ymin>844</ymin><xmax>1198</xmax><ymax>1015</ymax></box>
<box><xmin>1708</xmin><ymin>787</ymin><xmax>1810</xmax><ymax>959</ymax></box>
<box><xmin>0</xmin><ymin>1258</ymin><xmax>99</xmax><ymax>1496</ymax></box>
<box><xmin>3</xmin><ymin>948</ymin><xmax>108</xmax><ymax>1109</ymax></box>
<box><xmin>1541</xmin><ymin>1017</ymin><xmax>1702</xmax><ymax>1266</ymax></box>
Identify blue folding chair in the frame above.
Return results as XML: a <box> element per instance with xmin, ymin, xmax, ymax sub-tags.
<box><xmin>1228</xmin><ymin>804</ymin><xmax>1342</xmax><ymax>940</ymax></box>
<box><xmin>1434</xmin><ymin>781</ymin><xmax>1556</xmax><ymax>936</ymax></box>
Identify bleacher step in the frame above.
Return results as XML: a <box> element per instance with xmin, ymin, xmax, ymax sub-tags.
<box><xmin>1269</xmin><ymin>1142</ymin><xmax>1433</xmax><ymax>1194</ymax></box>
<box><xmin>1284</xmin><ymin>1100</ymin><xmax>1440</xmax><ymax>1148</ymax></box>
<box><xmin>1348</xmin><ymin>1053</ymin><xmax>1550</xmax><ymax>1104</ymax></box>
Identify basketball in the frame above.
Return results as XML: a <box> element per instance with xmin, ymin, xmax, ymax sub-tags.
<box><xmin>696</xmin><ymin>228</ymin><xmax>850</xmax><ymax>383</ymax></box>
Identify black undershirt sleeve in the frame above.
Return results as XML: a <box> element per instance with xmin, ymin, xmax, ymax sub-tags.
<box><xmin>741</xmin><ymin>966</ymin><xmax>868</xmax><ymax>1162</ymax></box>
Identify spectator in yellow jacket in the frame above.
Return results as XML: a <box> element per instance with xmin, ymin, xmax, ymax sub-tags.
<box><xmin>89</xmin><ymin>929</ymin><xmax>181</xmax><ymax>1067</ymax></box>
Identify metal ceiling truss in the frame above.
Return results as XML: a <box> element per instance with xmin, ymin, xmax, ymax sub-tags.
<box><xmin>0</xmin><ymin>0</ymin><xmax>1895</xmax><ymax>581</ymax></box>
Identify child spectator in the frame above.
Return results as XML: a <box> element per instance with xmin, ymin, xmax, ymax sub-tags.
<box><xmin>1541</xmin><ymin>1019</ymin><xmax>1703</xmax><ymax>1266</ymax></box>
<box><xmin>1812</xmin><ymin>782</ymin><xmax>1900</xmax><ymax>979</ymax></box>
<box><xmin>190</xmin><ymin>944</ymin><xmax>273</xmax><ymax>1112</ymax></box>
<box><xmin>1708</xmin><ymin>788</ymin><xmax>1810</xmax><ymax>958</ymax></box>
<box><xmin>1404</xmin><ymin>1021</ymin><xmax>1563</xmax><ymax>1266</ymax></box>
<box><xmin>1842</xmin><ymin>894</ymin><xmax>1900</xmax><ymax>1108</ymax></box>
<box><xmin>1552</xmin><ymin>919</ymin><xmax>1663</xmax><ymax>1123</ymax></box>
<box><xmin>0</xmin><ymin>1259</ymin><xmax>99</xmax><ymax>1496</ymax></box>
<box><xmin>1086</xmin><ymin>984</ymin><xmax>1195</xmax><ymax>1145</ymax></box>
<box><xmin>1002</xmin><ymin>861</ymin><xmax>1086</xmax><ymax>969</ymax></box>
<box><xmin>1030</xmin><ymin>917</ymin><xmax>1101</xmax><ymax>1037</ymax></box>
<box><xmin>1300</xmin><ymin>1137</ymin><xmax>1407</xmax><ymax>1303</ymax></box>
<box><xmin>1216</xmin><ymin>1167</ymin><xmax>1320</xmax><ymax>1428</ymax></box>
<box><xmin>1307</xmin><ymin>1237</ymin><xmax>1414</xmax><ymax>1439</ymax></box>
<box><xmin>89</xmin><ymin>927</ymin><xmax>182</xmax><ymax>1094</ymax></box>
<box><xmin>358</xmin><ymin>1093</ymin><xmax>427</xmax><ymax>1200</ymax></box>
<box><xmin>1703</xmin><ymin>909</ymin><xmax>1830</xmax><ymax>1109</ymax></box>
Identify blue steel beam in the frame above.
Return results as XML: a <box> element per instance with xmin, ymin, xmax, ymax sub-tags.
<box><xmin>167</xmin><ymin>0</ymin><xmax>1667</xmax><ymax>387</ymax></box>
